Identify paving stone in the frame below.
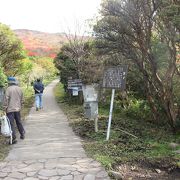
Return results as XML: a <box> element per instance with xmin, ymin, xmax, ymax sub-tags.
<box><xmin>4</xmin><ymin>178</ymin><xmax>17</xmax><ymax>180</ymax></box>
<box><xmin>57</xmin><ymin>165</ymin><xmax>77</xmax><ymax>171</ymax></box>
<box><xmin>47</xmin><ymin>158</ymin><xmax>59</xmax><ymax>164</ymax></box>
<box><xmin>38</xmin><ymin>169</ymin><xmax>58</xmax><ymax>177</ymax></box>
<box><xmin>58</xmin><ymin>158</ymin><xmax>77</xmax><ymax>165</ymax></box>
<box><xmin>24</xmin><ymin>160</ymin><xmax>37</xmax><ymax>165</ymax></box>
<box><xmin>16</xmin><ymin>163</ymin><xmax>29</xmax><ymax>169</ymax></box>
<box><xmin>71</xmin><ymin>171</ymin><xmax>82</xmax><ymax>175</ymax></box>
<box><xmin>27</xmin><ymin>171</ymin><xmax>37</xmax><ymax>177</ymax></box>
<box><xmin>84</xmin><ymin>174</ymin><xmax>96</xmax><ymax>180</ymax></box>
<box><xmin>45</xmin><ymin>159</ymin><xmax>59</xmax><ymax>169</ymax></box>
<box><xmin>38</xmin><ymin>159</ymin><xmax>47</xmax><ymax>163</ymax></box>
<box><xmin>19</xmin><ymin>163</ymin><xmax>43</xmax><ymax>172</ymax></box>
<box><xmin>38</xmin><ymin>175</ymin><xmax>49</xmax><ymax>179</ymax></box>
<box><xmin>88</xmin><ymin>167</ymin><xmax>102</xmax><ymax>174</ymax></box>
<box><xmin>45</xmin><ymin>164</ymin><xmax>57</xmax><ymax>169</ymax></box>
<box><xmin>96</xmin><ymin>170</ymin><xmax>109</xmax><ymax>178</ymax></box>
<box><xmin>2</xmin><ymin>166</ymin><xmax>12</xmax><ymax>173</ymax></box>
<box><xmin>57</xmin><ymin>169</ymin><xmax>71</xmax><ymax>176</ymax></box>
<box><xmin>78</xmin><ymin>167</ymin><xmax>89</xmax><ymax>173</ymax></box>
<box><xmin>7</xmin><ymin>161</ymin><xmax>22</xmax><ymax>166</ymax></box>
<box><xmin>24</xmin><ymin>178</ymin><xmax>39</xmax><ymax>180</ymax></box>
<box><xmin>74</xmin><ymin>174</ymin><xmax>84</xmax><ymax>180</ymax></box>
<box><xmin>0</xmin><ymin>172</ymin><xmax>8</xmax><ymax>178</ymax></box>
<box><xmin>8</xmin><ymin>171</ymin><xmax>26</xmax><ymax>179</ymax></box>
<box><xmin>0</xmin><ymin>162</ymin><xmax>7</xmax><ymax>168</ymax></box>
<box><xmin>76</xmin><ymin>158</ymin><xmax>93</xmax><ymax>164</ymax></box>
<box><xmin>79</xmin><ymin>158</ymin><xmax>93</xmax><ymax>163</ymax></box>
<box><xmin>89</xmin><ymin>161</ymin><xmax>101</xmax><ymax>168</ymax></box>
<box><xmin>49</xmin><ymin>176</ymin><xmax>61</xmax><ymax>180</ymax></box>
<box><xmin>78</xmin><ymin>163</ymin><xmax>90</xmax><ymax>168</ymax></box>
<box><xmin>60</xmin><ymin>174</ymin><xmax>73</xmax><ymax>180</ymax></box>
<box><xmin>71</xmin><ymin>164</ymin><xmax>81</xmax><ymax>169</ymax></box>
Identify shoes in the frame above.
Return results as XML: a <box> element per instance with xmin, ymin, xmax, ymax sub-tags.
<box><xmin>12</xmin><ymin>139</ymin><xmax>17</xmax><ymax>144</ymax></box>
<box><xmin>36</xmin><ymin>107</ymin><xmax>43</xmax><ymax>111</ymax></box>
<box><xmin>9</xmin><ymin>139</ymin><xmax>17</xmax><ymax>145</ymax></box>
<box><xmin>20</xmin><ymin>134</ymin><xmax>25</xmax><ymax>140</ymax></box>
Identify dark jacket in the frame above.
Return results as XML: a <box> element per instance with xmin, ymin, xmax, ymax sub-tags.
<box><xmin>33</xmin><ymin>82</ymin><xmax>44</xmax><ymax>94</ymax></box>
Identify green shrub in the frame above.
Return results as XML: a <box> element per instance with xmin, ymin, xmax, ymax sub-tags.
<box><xmin>0</xmin><ymin>67</ymin><xmax>6</xmax><ymax>87</ymax></box>
<box><xmin>123</xmin><ymin>98</ymin><xmax>151</xmax><ymax>120</ymax></box>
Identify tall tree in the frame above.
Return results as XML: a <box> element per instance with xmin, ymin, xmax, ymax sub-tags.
<box><xmin>94</xmin><ymin>0</ymin><xmax>180</xmax><ymax>130</ymax></box>
<box><xmin>55</xmin><ymin>39</ymin><xmax>102</xmax><ymax>90</ymax></box>
<box><xmin>0</xmin><ymin>23</ymin><xmax>25</xmax><ymax>76</ymax></box>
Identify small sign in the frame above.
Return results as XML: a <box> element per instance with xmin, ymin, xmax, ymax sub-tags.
<box><xmin>102</xmin><ymin>66</ymin><xmax>128</xmax><ymax>90</ymax></box>
<box><xmin>82</xmin><ymin>84</ymin><xmax>98</xmax><ymax>102</ymax></box>
<box><xmin>72</xmin><ymin>87</ymin><xmax>79</xmax><ymax>96</ymax></box>
<box><xmin>68</xmin><ymin>79</ymin><xmax>82</xmax><ymax>91</ymax></box>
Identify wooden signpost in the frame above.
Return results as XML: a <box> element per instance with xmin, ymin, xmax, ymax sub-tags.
<box><xmin>102</xmin><ymin>66</ymin><xmax>128</xmax><ymax>140</ymax></box>
<box><xmin>67</xmin><ymin>78</ymin><xmax>82</xmax><ymax>96</ymax></box>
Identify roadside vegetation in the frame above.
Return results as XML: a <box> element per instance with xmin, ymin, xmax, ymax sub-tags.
<box><xmin>53</xmin><ymin>1</ymin><xmax>180</xmax><ymax>178</ymax></box>
<box><xmin>54</xmin><ymin>82</ymin><xmax>180</xmax><ymax>179</ymax></box>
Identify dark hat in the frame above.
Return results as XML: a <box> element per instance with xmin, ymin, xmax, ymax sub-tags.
<box><xmin>7</xmin><ymin>77</ymin><xmax>18</xmax><ymax>85</ymax></box>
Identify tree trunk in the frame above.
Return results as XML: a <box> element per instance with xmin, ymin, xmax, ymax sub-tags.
<box><xmin>161</xmin><ymin>91</ymin><xmax>177</xmax><ymax>132</ymax></box>
<box><xmin>145</xmin><ymin>80</ymin><xmax>160</xmax><ymax>122</ymax></box>
<box><xmin>147</xmin><ymin>94</ymin><xmax>160</xmax><ymax>122</ymax></box>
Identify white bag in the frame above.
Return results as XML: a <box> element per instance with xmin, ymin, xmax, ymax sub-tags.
<box><xmin>0</xmin><ymin>115</ymin><xmax>12</xmax><ymax>144</ymax></box>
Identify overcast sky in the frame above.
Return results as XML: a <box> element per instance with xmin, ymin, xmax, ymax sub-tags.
<box><xmin>0</xmin><ymin>0</ymin><xmax>101</xmax><ymax>33</ymax></box>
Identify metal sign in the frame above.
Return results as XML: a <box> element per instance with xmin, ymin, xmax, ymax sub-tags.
<box><xmin>72</xmin><ymin>87</ymin><xmax>79</xmax><ymax>96</ymax></box>
<box><xmin>102</xmin><ymin>66</ymin><xmax>128</xmax><ymax>90</ymax></box>
<box><xmin>102</xmin><ymin>66</ymin><xmax>128</xmax><ymax>140</ymax></box>
<box><xmin>67</xmin><ymin>79</ymin><xmax>82</xmax><ymax>91</ymax></box>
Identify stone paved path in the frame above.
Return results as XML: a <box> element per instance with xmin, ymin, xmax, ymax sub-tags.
<box><xmin>0</xmin><ymin>80</ymin><xmax>110</xmax><ymax>180</ymax></box>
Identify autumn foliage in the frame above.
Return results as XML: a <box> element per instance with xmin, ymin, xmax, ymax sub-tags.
<box><xmin>14</xmin><ymin>29</ymin><xmax>68</xmax><ymax>58</ymax></box>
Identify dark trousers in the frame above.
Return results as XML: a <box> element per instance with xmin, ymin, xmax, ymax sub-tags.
<box><xmin>7</xmin><ymin>112</ymin><xmax>25</xmax><ymax>140</ymax></box>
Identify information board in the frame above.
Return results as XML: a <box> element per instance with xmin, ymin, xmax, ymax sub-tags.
<box><xmin>102</xmin><ymin>66</ymin><xmax>128</xmax><ymax>90</ymax></box>
<box><xmin>67</xmin><ymin>79</ymin><xmax>82</xmax><ymax>91</ymax></box>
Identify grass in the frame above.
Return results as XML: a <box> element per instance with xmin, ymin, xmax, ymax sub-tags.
<box><xmin>54</xmin><ymin>82</ymin><xmax>180</xmax><ymax>174</ymax></box>
<box><xmin>0</xmin><ymin>137</ymin><xmax>9</xmax><ymax>160</ymax></box>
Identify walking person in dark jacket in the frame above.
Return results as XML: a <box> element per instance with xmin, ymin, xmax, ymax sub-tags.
<box><xmin>33</xmin><ymin>78</ymin><xmax>44</xmax><ymax>111</ymax></box>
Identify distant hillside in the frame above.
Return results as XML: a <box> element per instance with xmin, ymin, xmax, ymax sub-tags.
<box><xmin>14</xmin><ymin>29</ymin><xmax>68</xmax><ymax>58</ymax></box>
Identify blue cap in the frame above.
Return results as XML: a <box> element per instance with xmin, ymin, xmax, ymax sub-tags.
<box><xmin>7</xmin><ymin>77</ymin><xmax>18</xmax><ymax>84</ymax></box>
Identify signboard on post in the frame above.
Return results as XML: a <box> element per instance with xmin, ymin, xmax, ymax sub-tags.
<box><xmin>72</xmin><ymin>87</ymin><xmax>79</xmax><ymax>96</ymax></box>
<box><xmin>67</xmin><ymin>78</ymin><xmax>82</xmax><ymax>96</ymax></box>
<box><xmin>82</xmin><ymin>84</ymin><xmax>99</xmax><ymax>120</ymax></box>
<box><xmin>102</xmin><ymin>65</ymin><xmax>128</xmax><ymax>90</ymax></box>
<box><xmin>102</xmin><ymin>66</ymin><xmax>128</xmax><ymax>140</ymax></box>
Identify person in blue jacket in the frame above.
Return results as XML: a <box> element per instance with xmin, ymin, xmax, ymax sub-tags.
<box><xmin>33</xmin><ymin>78</ymin><xmax>44</xmax><ymax>111</ymax></box>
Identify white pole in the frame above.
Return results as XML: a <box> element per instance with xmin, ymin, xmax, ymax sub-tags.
<box><xmin>95</xmin><ymin>117</ymin><xmax>98</xmax><ymax>132</ymax></box>
<box><xmin>106</xmin><ymin>89</ymin><xmax>115</xmax><ymax>141</ymax></box>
